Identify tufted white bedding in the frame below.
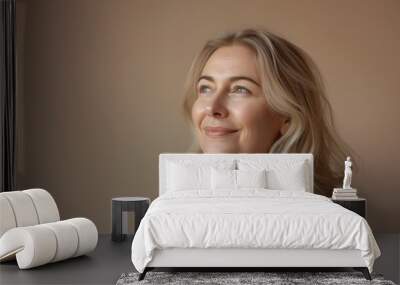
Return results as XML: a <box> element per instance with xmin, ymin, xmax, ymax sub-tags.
<box><xmin>131</xmin><ymin>189</ymin><xmax>381</xmax><ymax>273</ymax></box>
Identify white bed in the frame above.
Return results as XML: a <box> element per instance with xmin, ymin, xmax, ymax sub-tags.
<box><xmin>131</xmin><ymin>153</ymin><xmax>381</xmax><ymax>280</ymax></box>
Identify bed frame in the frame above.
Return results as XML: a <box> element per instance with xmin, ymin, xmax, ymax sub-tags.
<box><xmin>138</xmin><ymin>153</ymin><xmax>371</xmax><ymax>281</ymax></box>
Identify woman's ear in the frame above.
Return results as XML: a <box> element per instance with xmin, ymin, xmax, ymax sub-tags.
<box><xmin>280</xmin><ymin>118</ymin><xmax>290</xmax><ymax>136</ymax></box>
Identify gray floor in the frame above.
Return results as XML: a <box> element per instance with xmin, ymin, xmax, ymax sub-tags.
<box><xmin>0</xmin><ymin>234</ymin><xmax>399</xmax><ymax>285</ymax></box>
<box><xmin>0</xmin><ymin>234</ymin><xmax>134</xmax><ymax>285</ymax></box>
<box><xmin>374</xmin><ymin>233</ymin><xmax>400</xmax><ymax>284</ymax></box>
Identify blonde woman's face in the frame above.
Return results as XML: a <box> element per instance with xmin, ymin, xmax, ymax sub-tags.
<box><xmin>191</xmin><ymin>44</ymin><xmax>284</xmax><ymax>153</ymax></box>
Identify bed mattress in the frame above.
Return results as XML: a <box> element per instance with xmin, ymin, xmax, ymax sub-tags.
<box><xmin>131</xmin><ymin>189</ymin><xmax>380</xmax><ymax>273</ymax></box>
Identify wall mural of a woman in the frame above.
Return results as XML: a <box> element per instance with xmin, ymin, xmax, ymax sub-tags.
<box><xmin>182</xmin><ymin>28</ymin><xmax>356</xmax><ymax>197</ymax></box>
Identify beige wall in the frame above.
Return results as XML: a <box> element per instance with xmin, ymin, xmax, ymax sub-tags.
<box><xmin>16</xmin><ymin>0</ymin><xmax>400</xmax><ymax>233</ymax></box>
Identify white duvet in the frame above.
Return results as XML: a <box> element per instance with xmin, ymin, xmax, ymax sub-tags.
<box><xmin>131</xmin><ymin>189</ymin><xmax>381</xmax><ymax>273</ymax></box>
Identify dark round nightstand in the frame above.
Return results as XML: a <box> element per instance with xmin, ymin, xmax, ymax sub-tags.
<box><xmin>331</xmin><ymin>197</ymin><xmax>366</xmax><ymax>218</ymax></box>
<box><xmin>111</xmin><ymin>197</ymin><xmax>150</xmax><ymax>242</ymax></box>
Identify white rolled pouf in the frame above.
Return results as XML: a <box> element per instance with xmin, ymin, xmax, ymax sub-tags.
<box><xmin>0</xmin><ymin>225</ymin><xmax>57</xmax><ymax>269</ymax></box>
<box><xmin>42</xmin><ymin>220</ymin><xmax>79</xmax><ymax>262</ymax></box>
<box><xmin>0</xmin><ymin>195</ymin><xmax>17</xmax><ymax>237</ymax></box>
<box><xmin>23</xmin><ymin>189</ymin><xmax>60</xmax><ymax>224</ymax></box>
<box><xmin>0</xmin><ymin>218</ymin><xmax>98</xmax><ymax>269</ymax></box>
<box><xmin>0</xmin><ymin>191</ymin><xmax>39</xmax><ymax>227</ymax></box>
<box><xmin>66</xmin><ymin>218</ymin><xmax>98</xmax><ymax>257</ymax></box>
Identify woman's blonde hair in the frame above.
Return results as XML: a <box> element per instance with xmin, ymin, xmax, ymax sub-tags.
<box><xmin>181</xmin><ymin>28</ymin><xmax>358</xmax><ymax>196</ymax></box>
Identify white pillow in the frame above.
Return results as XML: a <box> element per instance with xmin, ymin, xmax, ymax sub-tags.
<box><xmin>211</xmin><ymin>168</ymin><xmax>267</xmax><ymax>190</ymax></box>
<box><xmin>237</xmin><ymin>169</ymin><xmax>267</xmax><ymax>188</ymax></box>
<box><xmin>166</xmin><ymin>160</ymin><xmax>235</xmax><ymax>191</ymax></box>
<box><xmin>211</xmin><ymin>168</ymin><xmax>236</xmax><ymax>189</ymax></box>
<box><xmin>238</xmin><ymin>159</ymin><xmax>309</xmax><ymax>191</ymax></box>
<box><xmin>266</xmin><ymin>162</ymin><xmax>307</xmax><ymax>191</ymax></box>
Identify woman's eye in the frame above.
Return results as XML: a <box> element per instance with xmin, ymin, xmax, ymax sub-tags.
<box><xmin>198</xmin><ymin>85</ymin><xmax>212</xmax><ymax>94</ymax></box>
<box><xmin>232</xmin><ymin>86</ymin><xmax>251</xmax><ymax>95</ymax></box>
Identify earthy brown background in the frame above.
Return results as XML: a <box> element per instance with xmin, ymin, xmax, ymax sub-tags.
<box><xmin>15</xmin><ymin>0</ymin><xmax>400</xmax><ymax>233</ymax></box>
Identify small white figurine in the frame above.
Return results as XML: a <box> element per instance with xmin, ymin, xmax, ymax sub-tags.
<box><xmin>342</xmin><ymin>156</ymin><xmax>352</xmax><ymax>189</ymax></box>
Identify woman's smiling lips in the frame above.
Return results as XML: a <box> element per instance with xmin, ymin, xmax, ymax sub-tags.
<box><xmin>204</xmin><ymin>126</ymin><xmax>239</xmax><ymax>137</ymax></box>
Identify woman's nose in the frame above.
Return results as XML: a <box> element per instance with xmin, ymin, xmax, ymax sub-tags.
<box><xmin>204</xmin><ymin>92</ymin><xmax>228</xmax><ymax>118</ymax></box>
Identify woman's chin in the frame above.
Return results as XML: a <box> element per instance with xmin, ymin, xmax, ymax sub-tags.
<box><xmin>201</xmin><ymin>145</ymin><xmax>239</xmax><ymax>154</ymax></box>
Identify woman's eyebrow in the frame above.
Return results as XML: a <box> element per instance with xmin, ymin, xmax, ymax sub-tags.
<box><xmin>197</xmin><ymin>75</ymin><xmax>261</xmax><ymax>87</ymax></box>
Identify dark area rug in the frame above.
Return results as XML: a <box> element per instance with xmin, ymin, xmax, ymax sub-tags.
<box><xmin>116</xmin><ymin>271</ymin><xmax>396</xmax><ymax>285</ymax></box>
